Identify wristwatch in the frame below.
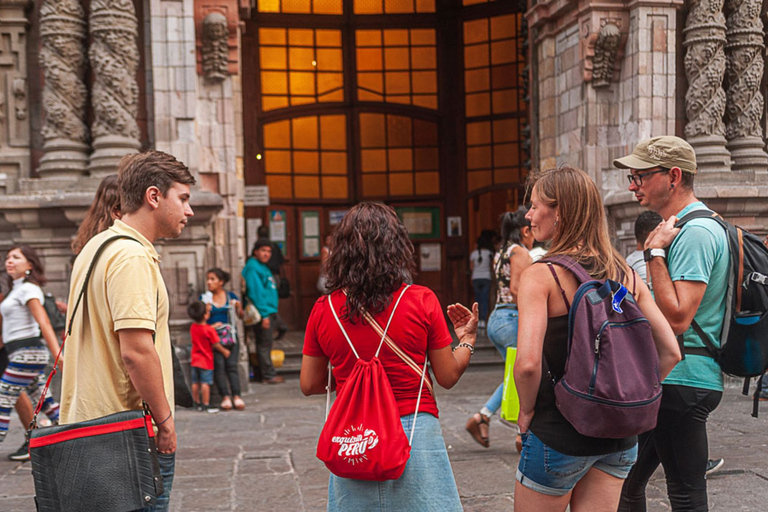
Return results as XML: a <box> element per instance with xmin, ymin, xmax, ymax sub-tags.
<box><xmin>643</xmin><ymin>248</ymin><xmax>666</xmax><ymax>262</ymax></box>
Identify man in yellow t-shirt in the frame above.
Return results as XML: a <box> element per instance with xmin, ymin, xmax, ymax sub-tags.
<box><xmin>60</xmin><ymin>151</ymin><xmax>195</xmax><ymax>511</ymax></box>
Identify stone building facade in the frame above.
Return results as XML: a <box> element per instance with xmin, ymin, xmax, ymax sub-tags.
<box><xmin>527</xmin><ymin>0</ymin><xmax>767</xmax><ymax>253</ymax></box>
<box><xmin>0</xmin><ymin>0</ymin><xmax>765</xmax><ymax>338</ymax></box>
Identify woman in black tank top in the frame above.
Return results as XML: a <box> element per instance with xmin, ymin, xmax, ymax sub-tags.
<box><xmin>511</xmin><ymin>168</ymin><xmax>681</xmax><ymax>512</ymax></box>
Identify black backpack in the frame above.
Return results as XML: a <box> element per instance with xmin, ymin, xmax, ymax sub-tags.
<box><xmin>43</xmin><ymin>293</ymin><xmax>66</xmax><ymax>333</ymax></box>
<box><xmin>676</xmin><ymin>210</ymin><xmax>768</xmax><ymax>416</ymax></box>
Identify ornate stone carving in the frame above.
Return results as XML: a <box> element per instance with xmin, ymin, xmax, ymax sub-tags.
<box><xmin>724</xmin><ymin>0</ymin><xmax>768</xmax><ymax>172</ymax></box>
<box><xmin>202</xmin><ymin>12</ymin><xmax>229</xmax><ymax>82</ymax></box>
<box><xmin>683</xmin><ymin>0</ymin><xmax>731</xmax><ymax>172</ymax></box>
<box><xmin>38</xmin><ymin>0</ymin><xmax>89</xmax><ymax>178</ymax></box>
<box><xmin>88</xmin><ymin>0</ymin><xmax>141</xmax><ymax>177</ymax></box>
<box><xmin>590</xmin><ymin>23</ymin><xmax>622</xmax><ymax>88</ymax></box>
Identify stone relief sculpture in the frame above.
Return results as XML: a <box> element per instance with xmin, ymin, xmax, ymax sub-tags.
<box><xmin>88</xmin><ymin>0</ymin><xmax>141</xmax><ymax>176</ymax></box>
<box><xmin>591</xmin><ymin>23</ymin><xmax>621</xmax><ymax>88</ymax></box>
<box><xmin>683</xmin><ymin>0</ymin><xmax>731</xmax><ymax>171</ymax></box>
<box><xmin>202</xmin><ymin>12</ymin><xmax>230</xmax><ymax>82</ymax></box>
<box><xmin>724</xmin><ymin>0</ymin><xmax>768</xmax><ymax>171</ymax></box>
<box><xmin>38</xmin><ymin>0</ymin><xmax>88</xmax><ymax>178</ymax></box>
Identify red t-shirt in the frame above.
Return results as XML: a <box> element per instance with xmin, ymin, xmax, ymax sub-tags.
<box><xmin>190</xmin><ymin>323</ymin><xmax>220</xmax><ymax>370</ymax></box>
<box><xmin>303</xmin><ymin>284</ymin><xmax>453</xmax><ymax>418</ymax></box>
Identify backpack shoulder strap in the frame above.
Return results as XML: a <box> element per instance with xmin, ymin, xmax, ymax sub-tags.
<box><xmin>327</xmin><ymin>293</ymin><xmax>360</xmax><ymax>359</ymax></box>
<box><xmin>540</xmin><ymin>255</ymin><xmax>592</xmax><ymax>283</ymax></box>
<box><xmin>544</xmin><ymin>262</ymin><xmax>571</xmax><ymax>311</ymax></box>
<box><xmin>674</xmin><ymin>209</ymin><xmax>725</xmax><ymax>229</ymax></box>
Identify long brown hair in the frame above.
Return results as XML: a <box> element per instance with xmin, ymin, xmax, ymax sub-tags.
<box><xmin>71</xmin><ymin>174</ymin><xmax>120</xmax><ymax>254</ymax></box>
<box><xmin>324</xmin><ymin>202</ymin><xmax>416</xmax><ymax>323</ymax></box>
<box><xmin>526</xmin><ymin>167</ymin><xmax>629</xmax><ymax>281</ymax></box>
<box><xmin>6</xmin><ymin>245</ymin><xmax>47</xmax><ymax>289</ymax></box>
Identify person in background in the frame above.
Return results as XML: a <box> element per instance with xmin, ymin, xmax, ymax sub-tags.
<box><xmin>514</xmin><ymin>167</ymin><xmax>680</xmax><ymax>511</ymax></box>
<box><xmin>528</xmin><ymin>240</ymin><xmax>548</xmax><ymax>262</ymax></box>
<box><xmin>317</xmin><ymin>233</ymin><xmax>332</xmax><ymax>294</ymax></box>
<box><xmin>300</xmin><ymin>202</ymin><xmax>477</xmax><ymax>512</ymax></box>
<box><xmin>242</xmin><ymin>239</ymin><xmax>284</xmax><ymax>384</ymax></box>
<box><xmin>0</xmin><ymin>246</ymin><xmax>62</xmax><ymax>455</ymax></box>
<box><xmin>256</xmin><ymin>225</ymin><xmax>288</xmax><ymax>340</ymax></box>
<box><xmin>187</xmin><ymin>301</ymin><xmax>230</xmax><ymax>413</ymax></box>
<box><xmin>469</xmin><ymin>232</ymin><xmax>495</xmax><ymax>329</ymax></box>
<box><xmin>625</xmin><ymin>211</ymin><xmax>663</xmax><ymax>286</ymax></box>
<box><xmin>200</xmin><ymin>268</ymin><xmax>245</xmax><ymax>411</ymax></box>
<box><xmin>466</xmin><ymin>207</ymin><xmax>534</xmax><ymax>450</ymax></box>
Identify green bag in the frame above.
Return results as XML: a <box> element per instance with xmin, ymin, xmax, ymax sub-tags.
<box><xmin>500</xmin><ymin>347</ymin><xmax>520</xmax><ymax>423</ymax></box>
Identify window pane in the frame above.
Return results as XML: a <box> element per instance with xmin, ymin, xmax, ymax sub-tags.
<box><xmin>322</xmin><ymin>176</ymin><xmax>348</xmax><ymax>199</ymax></box>
<box><xmin>466</xmin><ymin>92</ymin><xmax>491</xmax><ymax>117</ymax></box>
<box><xmin>358</xmin><ymin>72</ymin><xmax>384</xmax><ymax>94</ymax></box>
<box><xmin>413</xmin><ymin>119</ymin><xmax>437</xmax><ymax>146</ymax></box>
<box><xmin>389</xmin><ymin>173</ymin><xmax>413</xmax><ymax>195</ymax></box>
<box><xmin>464</xmin><ymin>19</ymin><xmax>488</xmax><ymax>45</ymax></box>
<box><xmin>415</xmin><ymin>171</ymin><xmax>439</xmax><ymax>195</ymax></box>
<box><xmin>357</xmin><ymin>48</ymin><xmax>383</xmax><ymax>71</ymax></box>
<box><xmin>360</xmin><ymin>114</ymin><xmax>386</xmax><ymax>146</ymax></box>
<box><xmin>258</xmin><ymin>0</ymin><xmax>280</xmax><ymax>12</ymax></box>
<box><xmin>266</xmin><ymin>175</ymin><xmax>292</xmax><ymax>198</ymax></box>
<box><xmin>388</xmin><ymin>148</ymin><xmax>413</xmax><ymax>171</ymax></box>
<box><xmin>466</xmin><ymin>121</ymin><xmax>491</xmax><ymax>146</ymax></box>
<box><xmin>261</xmin><ymin>71</ymin><xmax>288</xmax><ymax>94</ymax></box>
<box><xmin>288</xmin><ymin>29</ymin><xmax>314</xmax><ymax>46</ymax></box>
<box><xmin>260</xmin><ymin>47</ymin><xmax>287</xmax><ymax>70</ymax></box>
<box><xmin>294</xmin><ymin>176</ymin><xmax>320</xmax><ymax>198</ymax></box>
<box><xmin>314</xmin><ymin>0</ymin><xmax>343</xmax><ymax>14</ymax></box>
<box><xmin>468</xmin><ymin>170</ymin><xmax>492</xmax><ymax>192</ymax></box>
<box><xmin>361</xmin><ymin>149</ymin><xmax>387</xmax><ymax>172</ymax></box>
<box><xmin>283</xmin><ymin>0</ymin><xmax>311</xmax><ymax>13</ymax></box>
<box><xmin>467</xmin><ymin>146</ymin><xmax>492</xmax><ymax>170</ymax></box>
<box><xmin>260</xmin><ymin>28</ymin><xmax>286</xmax><ymax>45</ymax></box>
<box><xmin>465</xmin><ymin>68</ymin><xmax>490</xmax><ymax>93</ymax></box>
<box><xmin>362</xmin><ymin>174</ymin><xmax>387</xmax><ymax>196</ymax></box>
<box><xmin>264</xmin><ymin>120</ymin><xmax>291</xmax><ymax>148</ymax></box>
<box><xmin>387</xmin><ymin>115</ymin><xmax>412</xmax><ymax>147</ymax></box>
<box><xmin>354</xmin><ymin>0</ymin><xmax>382</xmax><ymax>14</ymax></box>
<box><xmin>265</xmin><ymin>150</ymin><xmax>292</xmax><ymax>173</ymax></box>
<box><xmin>293</xmin><ymin>151</ymin><xmax>319</xmax><ymax>174</ymax></box>
<box><xmin>292</xmin><ymin>117</ymin><xmax>318</xmax><ymax>149</ymax></box>
<box><xmin>386</xmin><ymin>0</ymin><xmax>414</xmax><ymax>14</ymax></box>
<box><xmin>490</xmin><ymin>14</ymin><xmax>516</xmax><ymax>41</ymax></box>
<box><xmin>321</xmin><ymin>152</ymin><xmax>347</xmax><ymax>174</ymax></box>
<box><xmin>385</xmin><ymin>72</ymin><xmax>411</xmax><ymax>94</ymax></box>
<box><xmin>414</xmin><ymin>147</ymin><xmax>438</xmax><ymax>170</ymax></box>
<box><xmin>320</xmin><ymin>115</ymin><xmax>347</xmax><ymax>150</ymax></box>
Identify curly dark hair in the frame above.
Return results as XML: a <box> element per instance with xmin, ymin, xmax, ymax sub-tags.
<box><xmin>324</xmin><ymin>202</ymin><xmax>416</xmax><ymax>323</ymax></box>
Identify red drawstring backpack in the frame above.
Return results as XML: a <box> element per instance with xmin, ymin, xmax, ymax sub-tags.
<box><xmin>316</xmin><ymin>285</ymin><xmax>428</xmax><ymax>481</ymax></box>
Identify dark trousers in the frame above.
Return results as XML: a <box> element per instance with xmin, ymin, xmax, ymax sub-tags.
<box><xmin>619</xmin><ymin>384</ymin><xmax>722</xmax><ymax>512</ymax></box>
<box><xmin>472</xmin><ymin>278</ymin><xmax>492</xmax><ymax>321</ymax></box>
<box><xmin>251</xmin><ymin>314</ymin><xmax>277</xmax><ymax>380</ymax></box>
<box><xmin>213</xmin><ymin>341</ymin><xmax>241</xmax><ymax>397</ymax></box>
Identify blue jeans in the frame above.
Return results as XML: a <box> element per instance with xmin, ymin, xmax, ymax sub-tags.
<box><xmin>472</xmin><ymin>279</ymin><xmax>492</xmax><ymax>321</ymax></box>
<box><xmin>483</xmin><ymin>304</ymin><xmax>519</xmax><ymax>415</ymax></box>
<box><xmin>327</xmin><ymin>413</ymin><xmax>462</xmax><ymax>512</ymax></box>
<box><xmin>140</xmin><ymin>451</ymin><xmax>175</xmax><ymax>512</ymax></box>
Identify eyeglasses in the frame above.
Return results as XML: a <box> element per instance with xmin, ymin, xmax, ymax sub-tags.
<box><xmin>626</xmin><ymin>168</ymin><xmax>668</xmax><ymax>187</ymax></box>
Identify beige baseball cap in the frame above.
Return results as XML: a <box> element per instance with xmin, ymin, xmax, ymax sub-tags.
<box><xmin>613</xmin><ymin>136</ymin><xmax>697</xmax><ymax>174</ymax></box>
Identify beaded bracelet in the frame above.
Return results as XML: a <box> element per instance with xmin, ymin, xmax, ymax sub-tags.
<box><xmin>452</xmin><ymin>342</ymin><xmax>475</xmax><ymax>355</ymax></box>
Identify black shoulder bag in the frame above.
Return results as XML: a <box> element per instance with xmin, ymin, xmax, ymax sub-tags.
<box><xmin>28</xmin><ymin>235</ymin><xmax>164</xmax><ymax>512</ymax></box>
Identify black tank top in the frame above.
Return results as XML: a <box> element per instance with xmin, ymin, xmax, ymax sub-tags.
<box><xmin>529</xmin><ymin>315</ymin><xmax>637</xmax><ymax>456</ymax></box>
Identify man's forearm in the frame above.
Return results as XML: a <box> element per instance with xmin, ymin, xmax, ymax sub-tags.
<box><xmin>119</xmin><ymin>330</ymin><xmax>172</xmax><ymax>420</ymax></box>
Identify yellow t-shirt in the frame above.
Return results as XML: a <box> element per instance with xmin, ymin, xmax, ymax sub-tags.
<box><xmin>59</xmin><ymin>220</ymin><xmax>174</xmax><ymax>424</ymax></box>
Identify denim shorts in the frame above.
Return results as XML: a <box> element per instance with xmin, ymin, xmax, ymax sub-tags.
<box><xmin>191</xmin><ymin>366</ymin><xmax>214</xmax><ymax>385</ymax></box>
<box><xmin>516</xmin><ymin>431</ymin><xmax>637</xmax><ymax>496</ymax></box>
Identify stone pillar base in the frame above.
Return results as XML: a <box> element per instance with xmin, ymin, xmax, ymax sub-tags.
<box><xmin>688</xmin><ymin>134</ymin><xmax>731</xmax><ymax>173</ymax></box>
<box><xmin>726</xmin><ymin>137</ymin><xmax>768</xmax><ymax>173</ymax></box>
<box><xmin>38</xmin><ymin>139</ymin><xmax>88</xmax><ymax>179</ymax></box>
<box><xmin>88</xmin><ymin>135</ymin><xmax>141</xmax><ymax>178</ymax></box>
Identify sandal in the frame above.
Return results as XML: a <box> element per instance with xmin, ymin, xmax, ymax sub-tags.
<box><xmin>465</xmin><ymin>413</ymin><xmax>490</xmax><ymax>448</ymax></box>
<box><xmin>233</xmin><ymin>396</ymin><xmax>246</xmax><ymax>411</ymax></box>
<box><xmin>220</xmin><ymin>396</ymin><xmax>233</xmax><ymax>411</ymax></box>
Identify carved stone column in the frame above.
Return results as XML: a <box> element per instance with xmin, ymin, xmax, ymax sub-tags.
<box><xmin>683</xmin><ymin>0</ymin><xmax>731</xmax><ymax>172</ymax></box>
<box><xmin>0</xmin><ymin>0</ymin><xmax>32</xmax><ymax>191</ymax></box>
<box><xmin>724</xmin><ymin>0</ymin><xmax>768</xmax><ymax>172</ymax></box>
<box><xmin>37</xmin><ymin>0</ymin><xmax>89</xmax><ymax>179</ymax></box>
<box><xmin>88</xmin><ymin>0</ymin><xmax>141</xmax><ymax>177</ymax></box>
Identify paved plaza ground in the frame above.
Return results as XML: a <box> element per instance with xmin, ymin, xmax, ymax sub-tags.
<box><xmin>1</xmin><ymin>366</ymin><xmax>767</xmax><ymax>511</ymax></box>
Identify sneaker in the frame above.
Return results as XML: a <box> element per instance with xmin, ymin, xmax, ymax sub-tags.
<box><xmin>8</xmin><ymin>440</ymin><xmax>30</xmax><ymax>462</ymax></box>
<box><xmin>205</xmin><ymin>405</ymin><xmax>219</xmax><ymax>414</ymax></box>
<box><xmin>274</xmin><ymin>328</ymin><xmax>287</xmax><ymax>341</ymax></box>
<box><xmin>264</xmin><ymin>375</ymin><xmax>285</xmax><ymax>384</ymax></box>
<box><xmin>705</xmin><ymin>458</ymin><xmax>724</xmax><ymax>476</ymax></box>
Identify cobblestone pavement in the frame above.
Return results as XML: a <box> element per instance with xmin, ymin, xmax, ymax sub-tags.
<box><xmin>1</xmin><ymin>367</ymin><xmax>767</xmax><ymax>511</ymax></box>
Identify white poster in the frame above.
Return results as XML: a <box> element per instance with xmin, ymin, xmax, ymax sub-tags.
<box><xmin>303</xmin><ymin>214</ymin><xmax>320</xmax><ymax>237</ymax></box>
<box><xmin>420</xmin><ymin>243</ymin><xmax>441</xmax><ymax>272</ymax></box>
<box><xmin>246</xmin><ymin>218</ymin><xmax>263</xmax><ymax>255</ymax></box>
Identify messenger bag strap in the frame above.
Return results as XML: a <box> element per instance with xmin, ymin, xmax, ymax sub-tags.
<box><xmin>31</xmin><ymin>235</ymin><xmax>142</xmax><ymax>428</ymax></box>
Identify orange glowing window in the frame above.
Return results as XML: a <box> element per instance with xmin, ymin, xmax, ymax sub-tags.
<box><xmin>354</xmin><ymin>0</ymin><xmax>435</xmax><ymax>14</ymax></box>
<box><xmin>258</xmin><ymin>0</ymin><xmax>343</xmax><ymax>14</ymax></box>
<box><xmin>259</xmin><ymin>28</ymin><xmax>344</xmax><ymax>111</ymax></box>
<box><xmin>263</xmin><ymin>115</ymin><xmax>349</xmax><ymax>199</ymax></box>
<box><xmin>359</xmin><ymin>113</ymin><xmax>439</xmax><ymax>198</ymax></box>
<box><xmin>356</xmin><ymin>28</ymin><xmax>437</xmax><ymax>109</ymax></box>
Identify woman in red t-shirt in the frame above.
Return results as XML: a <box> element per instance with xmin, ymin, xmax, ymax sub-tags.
<box><xmin>301</xmin><ymin>202</ymin><xmax>477</xmax><ymax>512</ymax></box>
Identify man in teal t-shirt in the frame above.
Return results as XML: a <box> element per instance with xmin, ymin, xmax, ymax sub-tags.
<box><xmin>614</xmin><ymin>136</ymin><xmax>727</xmax><ymax>511</ymax></box>
<box><xmin>242</xmin><ymin>239</ymin><xmax>283</xmax><ymax>384</ymax></box>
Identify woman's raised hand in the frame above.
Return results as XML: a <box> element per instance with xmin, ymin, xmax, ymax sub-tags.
<box><xmin>447</xmin><ymin>302</ymin><xmax>479</xmax><ymax>340</ymax></box>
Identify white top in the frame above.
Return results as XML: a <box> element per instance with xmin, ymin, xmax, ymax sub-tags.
<box><xmin>0</xmin><ymin>278</ymin><xmax>44</xmax><ymax>343</ymax></box>
<box><xmin>626</xmin><ymin>250</ymin><xmax>648</xmax><ymax>285</ymax></box>
<box><xmin>529</xmin><ymin>247</ymin><xmax>547</xmax><ymax>262</ymax></box>
<box><xmin>470</xmin><ymin>249</ymin><xmax>494</xmax><ymax>280</ymax></box>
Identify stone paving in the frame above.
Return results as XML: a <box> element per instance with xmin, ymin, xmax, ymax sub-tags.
<box><xmin>1</xmin><ymin>367</ymin><xmax>767</xmax><ymax>511</ymax></box>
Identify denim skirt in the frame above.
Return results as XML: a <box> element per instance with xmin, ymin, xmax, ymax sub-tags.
<box><xmin>327</xmin><ymin>412</ymin><xmax>462</xmax><ymax>512</ymax></box>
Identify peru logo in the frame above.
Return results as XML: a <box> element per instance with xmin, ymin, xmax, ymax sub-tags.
<box><xmin>331</xmin><ymin>424</ymin><xmax>379</xmax><ymax>465</ymax></box>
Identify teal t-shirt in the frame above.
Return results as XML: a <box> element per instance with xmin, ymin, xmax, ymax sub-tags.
<box><xmin>662</xmin><ymin>201</ymin><xmax>727</xmax><ymax>391</ymax></box>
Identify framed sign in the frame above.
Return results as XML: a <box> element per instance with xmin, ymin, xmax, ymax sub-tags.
<box><xmin>301</xmin><ymin>210</ymin><xmax>321</xmax><ymax>258</ymax></box>
<box><xmin>394</xmin><ymin>206</ymin><xmax>441</xmax><ymax>239</ymax></box>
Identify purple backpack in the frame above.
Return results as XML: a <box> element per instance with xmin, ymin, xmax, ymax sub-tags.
<box><xmin>542</xmin><ymin>255</ymin><xmax>662</xmax><ymax>438</ymax></box>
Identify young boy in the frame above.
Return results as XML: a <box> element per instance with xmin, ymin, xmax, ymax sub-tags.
<box><xmin>187</xmin><ymin>301</ymin><xmax>230</xmax><ymax>413</ymax></box>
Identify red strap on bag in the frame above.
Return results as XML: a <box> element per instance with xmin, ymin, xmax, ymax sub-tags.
<box><xmin>316</xmin><ymin>286</ymin><xmax>428</xmax><ymax>481</ymax></box>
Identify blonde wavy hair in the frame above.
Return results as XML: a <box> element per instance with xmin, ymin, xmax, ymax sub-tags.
<box><xmin>526</xmin><ymin>167</ymin><xmax>630</xmax><ymax>281</ymax></box>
